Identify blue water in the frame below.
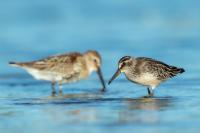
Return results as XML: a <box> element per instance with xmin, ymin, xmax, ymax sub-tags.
<box><xmin>0</xmin><ymin>0</ymin><xmax>200</xmax><ymax>133</ymax></box>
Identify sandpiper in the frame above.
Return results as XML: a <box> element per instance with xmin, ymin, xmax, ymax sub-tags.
<box><xmin>108</xmin><ymin>56</ymin><xmax>185</xmax><ymax>97</ymax></box>
<box><xmin>9</xmin><ymin>50</ymin><xmax>106</xmax><ymax>96</ymax></box>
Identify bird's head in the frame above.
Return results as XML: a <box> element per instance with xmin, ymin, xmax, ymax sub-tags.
<box><xmin>84</xmin><ymin>50</ymin><xmax>102</xmax><ymax>73</ymax></box>
<box><xmin>108</xmin><ymin>56</ymin><xmax>134</xmax><ymax>85</ymax></box>
<box><xmin>84</xmin><ymin>50</ymin><xmax>106</xmax><ymax>91</ymax></box>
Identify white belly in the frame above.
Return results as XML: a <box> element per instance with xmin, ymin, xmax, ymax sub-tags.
<box><xmin>25</xmin><ymin>68</ymin><xmax>62</xmax><ymax>81</ymax></box>
<box><xmin>129</xmin><ymin>73</ymin><xmax>160</xmax><ymax>89</ymax></box>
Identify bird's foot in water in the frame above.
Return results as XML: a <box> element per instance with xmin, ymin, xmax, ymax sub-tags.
<box><xmin>51</xmin><ymin>91</ymin><xmax>57</xmax><ymax>97</ymax></box>
<box><xmin>143</xmin><ymin>94</ymin><xmax>154</xmax><ymax>98</ymax></box>
<box><xmin>101</xmin><ymin>87</ymin><xmax>106</xmax><ymax>92</ymax></box>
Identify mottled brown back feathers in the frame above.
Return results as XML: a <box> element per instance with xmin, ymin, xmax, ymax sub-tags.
<box><xmin>136</xmin><ymin>57</ymin><xmax>185</xmax><ymax>80</ymax></box>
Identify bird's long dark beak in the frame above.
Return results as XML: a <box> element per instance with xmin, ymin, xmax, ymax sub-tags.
<box><xmin>97</xmin><ymin>67</ymin><xmax>106</xmax><ymax>92</ymax></box>
<box><xmin>108</xmin><ymin>69</ymin><xmax>121</xmax><ymax>85</ymax></box>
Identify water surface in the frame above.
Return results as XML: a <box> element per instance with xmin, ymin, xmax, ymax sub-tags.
<box><xmin>0</xmin><ymin>0</ymin><xmax>200</xmax><ymax>133</ymax></box>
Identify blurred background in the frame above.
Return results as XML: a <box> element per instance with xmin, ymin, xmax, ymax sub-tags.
<box><xmin>0</xmin><ymin>0</ymin><xmax>200</xmax><ymax>133</ymax></box>
<box><xmin>0</xmin><ymin>0</ymin><xmax>199</xmax><ymax>77</ymax></box>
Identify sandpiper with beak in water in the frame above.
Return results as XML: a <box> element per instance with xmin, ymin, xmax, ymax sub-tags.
<box><xmin>108</xmin><ymin>56</ymin><xmax>185</xmax><ymax>97</ymax></box>
<box><xmin>9</xmin><ymin>50</ymin><xmax>106</xmax><ymax>96</ymax></box>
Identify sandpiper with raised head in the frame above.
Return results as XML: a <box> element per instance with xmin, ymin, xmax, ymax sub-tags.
<box><xmin>108</xmin><ymin>56</ymin><xmax>185</xmax><ymax>97</ymax></box>
<box><xmin>9</xmin><ymin>50</ymin><xmax>106</xmax><ymax>96</ymax></box>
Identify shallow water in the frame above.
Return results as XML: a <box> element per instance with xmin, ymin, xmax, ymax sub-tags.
<box><xmin>0</xmin><ymin>0</ymin><xmax>200</xmax><ymax>133</ymax></box>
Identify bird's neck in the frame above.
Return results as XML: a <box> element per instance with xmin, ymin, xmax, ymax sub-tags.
<box><xmin>84</xmin><ymin>56</ymin><xmax>96</xmax><ymax>75</ymax></box>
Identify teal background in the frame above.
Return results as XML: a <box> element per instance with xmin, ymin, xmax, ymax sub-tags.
<box><xmin>0</xmin><ymin>0</ymin><xmax>200</xmax><ymax>133</ymax></box>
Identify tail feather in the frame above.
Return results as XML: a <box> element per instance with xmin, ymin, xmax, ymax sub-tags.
<box><xmin>170</xmin><ymin>66</ymin><xmax>185</xmax><ymax>74</ymax></box>
<box><xmin>179</xmin><ymin>68</ymin><xmax>185</xmax><ymax>73</ymax></box>
<box><xmin>9</xmin><ymin>62</ymin><xmax>23</xmax><ymax>67</ymax></box>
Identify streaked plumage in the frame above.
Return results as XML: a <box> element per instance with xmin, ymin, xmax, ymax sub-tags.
<box><xmin>9</xmin><ymin>50</ymin><xmax>106</xmax><ymax>96</ymax></box>
<box><xmin>108</xmin><ymin>56</ymin><xmax>185</xmax><ymax>97</ymax></box>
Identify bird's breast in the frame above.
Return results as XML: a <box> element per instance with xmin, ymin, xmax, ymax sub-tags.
<box><xmin>126</xmin><ymin>72</ymin><xmax>161</xmax><ymax>87</ymax></box>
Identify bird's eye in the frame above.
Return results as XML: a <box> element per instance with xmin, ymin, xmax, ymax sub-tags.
<box><xmin>93</xmin><ymin>59</ymin><xmax>97</xmax><ymax>63</ymax></box>
<box><xmin>119</xmin><ymin>62</ymin><xmax>125</xmax><ymax>69</ymax></box>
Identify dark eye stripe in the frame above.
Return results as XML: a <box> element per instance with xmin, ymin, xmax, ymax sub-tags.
<box><xmin>119</xmin><ymin>62</ymin><xmax>126</xmax><ymax>69</ymax></box>
<box><xmin>119</xmin><ymin>56</ymin><xmax>131</xmax><ymax>63</ymax></box>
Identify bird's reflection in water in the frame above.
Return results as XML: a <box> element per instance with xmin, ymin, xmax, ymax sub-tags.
<box><xmin>43</xmin><ymin>107</ymin><xmax>99</xmax><ymax>124</ymax></box>
<box><xmin>118</xmin><ymin>97</ymin><xmax>173</xmax><ymax>124</ymax></box>
<box><xmin>47</xmin><ymin>92</ymin><xmax>104</xmax><ymax>100</ymax></box>
<box><xmin>126</xmin><ymin>97</ymin><xmax>172</xmax><ymax>111</ymax></box>
<box><xmin>39</xmin><ymin>94</ymin><xmax>174</xmax><ymax>125</ymax></box>
<box><xmin>38</xmin><ymin>92</ymin><xmax>105</xmax><ymax>124</ymax></box>
<box><xmin>43</xmin><ymin>93</ymin><xmax>106</xmax><ymax>124</ymax></box>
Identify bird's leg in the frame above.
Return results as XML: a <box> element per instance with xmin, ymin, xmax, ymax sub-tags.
<box><xmin>147</xmin><ymin>87</ymin><xmax>154</xmax><ymax>97</ymax></box>
<box><xmin>58</xmin><ymin>81</ymin><xmax>63</xmax><ymax>96</ymax></box>
<box><xmin>51</xmin><ymin>81</ymin><xmax>56</xmax><ymax>97</ymax></box>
